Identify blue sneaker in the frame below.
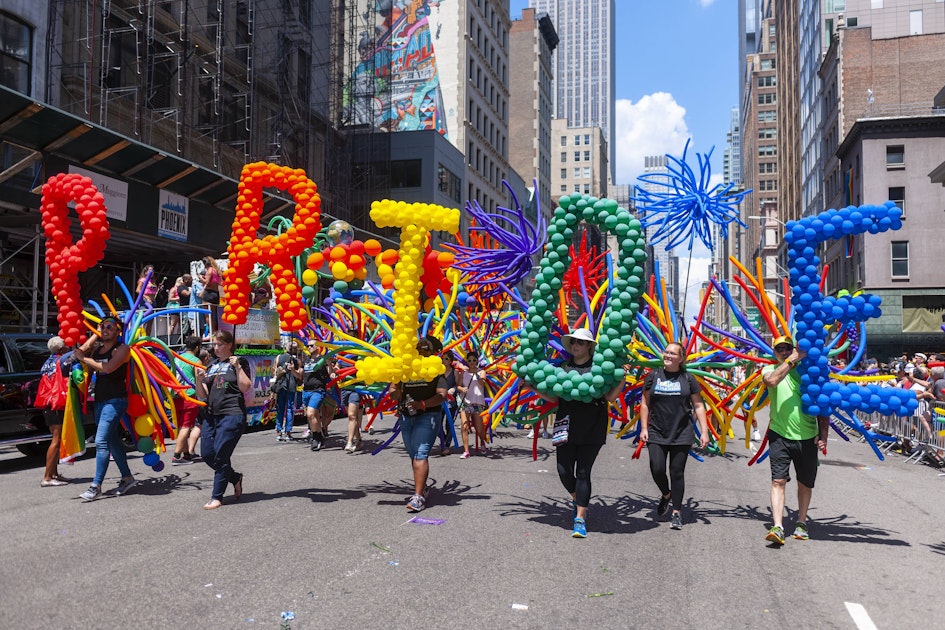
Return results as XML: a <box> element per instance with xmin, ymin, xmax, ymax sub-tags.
<box><xmin>572</xmin><ymin>517</ymin><xmax>587</xmax><ymax>538</ymax></box>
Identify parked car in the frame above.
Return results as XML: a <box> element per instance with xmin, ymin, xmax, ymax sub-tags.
<box><xmin>0</xmin><ymin>333</ymin><xmax>96</xmax><ymax>457</ymax></box>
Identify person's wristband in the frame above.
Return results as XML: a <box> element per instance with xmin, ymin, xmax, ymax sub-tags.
<box><xmin>420</xmin><ymin>400</ymin><xmax>426</xmax><ymax>411</ymax></box>
<box><xmin>787</xmin><ymin>359</ymin><xmax>797</xmax><ymax>368</ymax></box>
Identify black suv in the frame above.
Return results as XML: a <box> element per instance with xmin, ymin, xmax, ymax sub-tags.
<box><xmin>0</xmin><ymin>333</ymin><xmax>92</xmax><ymax>456</ymax></box>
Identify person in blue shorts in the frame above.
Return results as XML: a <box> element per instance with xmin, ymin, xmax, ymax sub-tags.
<box><xmin>389</xmin><ymin>336</ymin><xmax>448</xmax><ymax>512</ymax></box>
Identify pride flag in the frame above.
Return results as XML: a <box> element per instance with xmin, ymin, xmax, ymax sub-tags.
<box><xmin>59</xmin><ymin>367</ymin><xmax>87</xmax><ymax>464</ymax></box>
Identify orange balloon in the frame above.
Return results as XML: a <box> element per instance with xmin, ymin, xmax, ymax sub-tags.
<box><xmin>364</xmin><ymin>239</ymin><xmax>382</xmax><ymax>256</ymax></box>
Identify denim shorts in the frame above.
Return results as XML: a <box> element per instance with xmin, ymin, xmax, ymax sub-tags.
<box><xmin>399</xmin><ymin>410</ymin><xmax>439</xmax><ymax>460</ymax></box>
<box><xmin>302</xmin><ymin>389</ymin><xmax>326</xmax><ymax>410</ymax></box>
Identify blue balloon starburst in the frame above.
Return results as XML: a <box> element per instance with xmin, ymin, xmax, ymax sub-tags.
<box><xmin>634</xmin><ymin>140</ymin><xmax>750</xmax><ymax>252</ymax></box>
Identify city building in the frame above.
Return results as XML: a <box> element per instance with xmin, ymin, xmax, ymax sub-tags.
<box><xmin>508</xmin><ymin>8</ymin><xmax>557</xmax><ymax>216</ymax></box>
<box><xmin>816</xmin><ymin>8</ymin><xmax>945</xmax><ymax>357</ymax></box>
<box><xmin>833</xmin><ymin>114</ymin><xmax>945</xmax><ymax>358</ymax></box>
<box><xmin>638</xmin><ymin>154</ymin><xmax>679</xmax><ymax>306</ymax></box>
<box><xmin>739</xmin><ymin>3</ymin><xmax>780</xmax><ymax>307</ymax></box>
<box><xmin>551</xmin><ymin>119</ymin><xmax>609</xmax><ymax>199</ymax></box>
<box><xmin>530</xmin><ymin>0</ymin><xmax>616</xmax><ymax>183</ymax></box>
<box><xmin>774</xmin><ymin>0</ymin><xmax>801</xmax><ymax>226</ymax></box>
<box><xmin>433</xmin><ymin>0</ymin><xmax>513</xmax><ymax>235</ymax></box>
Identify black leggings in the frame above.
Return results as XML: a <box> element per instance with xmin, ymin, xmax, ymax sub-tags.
<box><xmin>556</xmin><ymin>443</ymin><xmax>603</xmax><ymax>508</ymax></box>
<box><xmin>647</xmin><ymin>443</ymin><xmax>690</xmax><ymax>511</ymax></box>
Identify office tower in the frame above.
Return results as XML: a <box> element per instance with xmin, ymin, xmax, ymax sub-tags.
<box><xmin>639</xmin><ymin>154</ymin><xmax>676</xmax><ymax>303</ymax></box>
<box><xmin>530</xmin><ymin>0</ymin><xmax>616</xmax><ymax>183</ymax></box>
<box><xmin>509</xmin><ymin>8</ymin><xmax>558</xmax><ymax>215</ymax></box>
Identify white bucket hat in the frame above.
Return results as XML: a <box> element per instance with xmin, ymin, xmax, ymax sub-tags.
<box><xmin>561</xmin><ymin>328</ymin><xmax>596</xmax><ymax>354</ymax></box>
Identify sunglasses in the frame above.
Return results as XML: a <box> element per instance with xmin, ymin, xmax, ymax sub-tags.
<box><xmin>774</xmin><ymin>345</ymin><xmax>793</xmax><ymax>352</ymax></box>
<box><xmin>571</xmin><ymin>339</ymin><xmax>591</xmax><ymax>346</ymax></box>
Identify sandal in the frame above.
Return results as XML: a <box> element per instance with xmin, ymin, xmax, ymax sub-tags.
<box><xmin>41</xmin><ymin>478</ymin><xmax>70</xmax><ymax>487</ymax></box>
<box><xmin>233</xmin><ymin>473</ymin><xmax>243</xmax><ymax>501</ymax></box>
<box><xmin>53</xmin><ymin>473</ymin><xmax>71</xmax><ymax>482</ymax></box>
<box><xmin>203</xmin><ymin>499</ymin><xmax>222</xmax><ymax>510</ymax></box>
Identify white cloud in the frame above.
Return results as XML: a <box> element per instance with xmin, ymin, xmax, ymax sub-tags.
<box><xmin>698</xmin><ymin>0</ymin><xmax>717</xmax><ymax>7</ymax></box>
<box><xmin>614</xmin><ymin>93</ymin><xmax>691</xmax><ymax>185</ymax></box>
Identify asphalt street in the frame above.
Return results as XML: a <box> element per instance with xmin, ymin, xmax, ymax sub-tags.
<box><xmin>1</xmin><ymin>411</ymin><xmax>942</xmax><ymax>629</ymax></box>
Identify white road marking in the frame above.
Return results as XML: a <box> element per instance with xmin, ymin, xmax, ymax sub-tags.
<box><xmin>845</xmin><ymin>602</ymin><xmax>878</xmax><ymax>630</ymax></box>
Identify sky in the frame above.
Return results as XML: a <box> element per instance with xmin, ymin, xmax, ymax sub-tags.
<box><xmin>510</xmin><ymin>0</ymin><xmax>738</xmax><ymax>322</ymax></box>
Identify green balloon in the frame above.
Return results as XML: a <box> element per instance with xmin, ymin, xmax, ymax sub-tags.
<box><xmin>137</xmin><ymin>437</ymin><xmax>155</xmax><ymax>453</ymax></box>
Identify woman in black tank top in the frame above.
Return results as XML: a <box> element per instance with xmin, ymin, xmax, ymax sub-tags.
<box><xmin>73</xmin><ymin>316</ymin><xmax>136</xmax><ymax>501</ymax></box>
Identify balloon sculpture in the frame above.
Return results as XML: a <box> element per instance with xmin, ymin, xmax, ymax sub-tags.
<box><xmin>222</xmin><ymin>162</ymin><xmax>323</xmax><ymax>331</ymax></box>
<box><xmin>514</xmin><ymin>194</ymin><xmax>647</xmax><ymax>402</ymax></box>
<box><xmin>40</xmin><ymin>173</ymin><xmax>110</xmax><ymax>346</ymax></box>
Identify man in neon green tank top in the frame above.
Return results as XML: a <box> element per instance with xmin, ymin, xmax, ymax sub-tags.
<box><xmin>761</xmin><ymin>335</ymin><xmax>828</xmax><ymax>545</ymax></box>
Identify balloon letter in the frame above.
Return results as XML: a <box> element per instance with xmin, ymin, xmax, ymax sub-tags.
<box><xmin>40</xmin><ymin>173</ymin><xmax>110</xmax><ymax>346</ymax></box>
<box><xmin>785</xmin><ymin>202</ymin><xmax>917</xmax><ymax>418</ymax></box>
<box><xmin>514</xmin><ymin>194</ymin><xmax>647</xmax><ymax>402</ymax></box>
<box><xmin>356</xmin><ymin>200</ymin><xmax>460</xmax><ymax>384</ymax></box>
<box><xmin>223</xmin><ymin>162</ymin><xmax>322</xmax><ymax>331</ymax></box>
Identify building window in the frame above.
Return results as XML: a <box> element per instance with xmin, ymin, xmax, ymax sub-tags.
<box><xmin>758</xmin><ymin>146</ymin><xmax>777</xmax><ymax>157</ymax></box>
<box><xmin>584</xmin><ymin>134</ymin><xmax>590</xmax><ymax>145</ymax></box>
<box><xmin>390</xmin><ymin>159</ymin><xmax>422</xmax><ymax>188</ymax></box>
<box><xmin>583</xmin><ymin>150</ymin><xmax>590</xmax><ymax>161</ymax></box>
<box><xmin>909</xmin><ymin>10</ymin><xmax>922</xmax><ymax>35</ymax></box>
<box><xmin>560</xmin><ymin>185</ymin><xmax>567</xmax><ymax>192</ymax></box>
<box><xmin>560</xmin><ymin>152</ymin><xmax>566</xmax><ymax>163</ymax></box>
<box><xmin>583</xmin><ymin>166</ymin><xmax>590</xmax><ymax>178</ymax></box>
<box><xmin>573</xmin><ymin>167</ymin><xmax>580</xmax><ymax>178</ymax></box>
<box><xmin>437</xmin><ymin>164</ymin><xmax>461</xmax><ymax>204</ymax></box>
<box><xmin>0</xmin><ymin>12</ymin><xmax>32</xmax><ymax>95</ymax></box>
<box><xmin>560</xmin><ymin>135</ymin><xmax>566</xmax><ymax>146</ymax></box>
<box><xmin>871</xmin><ymin>1</ymin><xmax>883</xmax><ymax>9</ymax></box>
<box><xmin>757</xmin><ymin>110</ymin><xmax>777</xmax><ymax>123</ymax></box>
<box><xmin>574</xmin><ymin>151</ymin><xmax>580</xmax><ymax>161</ymax></box>
<box><xmin>760</xmin><ymin>59</ymin><xmax>776</xmax><ymax>71</ymax></box>
<box><xmin>757</xmin><ymin>93</ymin><xmax>776</xmax><ymax>105</ymax></box>
<box><xmin>886</xmin><ymin>145</ymin><xmax>904</xmax><ymax>169</ymax></box>
<box><xmin>888</xmin><ymin>186</ymin><xmax>905</xmax><ymax>217</ymax></box>
<box><xmin>846</xmin><ymin>17</ymin><xmax>858</xmax><ymax>27</ymax></box>
<box><xmin>574</xmin><ymin>134</ymin><xmax>580</xmax><ymax>145</ymax></box>
<box><xmin>891</xmin><ymin>241</ymin><xmax>908</xmax><ymax>278</ymax></box>
<box><xmin>560</xmin><ymin>168</ymin><xmax>567</xmax><ymax>179</ymax></box>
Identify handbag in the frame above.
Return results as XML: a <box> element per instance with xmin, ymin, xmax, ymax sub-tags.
<box><xmin>552</xmin><ymin>414</ymin><xmax>570</xmax><ymax>446</ymax></box>
<box><xmin>35</xmin><ymin>357</ymin><xmax>69</xmax><ymax>411</ymax></box>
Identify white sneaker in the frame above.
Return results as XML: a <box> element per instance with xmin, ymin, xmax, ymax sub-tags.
<box><xmin>301</xmin><ymin>429</ymin><xmax>311</xmax><ymax>439</ymax></box>
<box><xmin>526</xmin><ymin>429</ymin><xmax>535</xmax><ymax>439</ymax></box>
<box><xmin>752</xmin><ymin>429</ymin><xmax>761</xmax><ymax>441</ymax></box>
<box><xmin>276</xmin><ymin>432</ymin><xmax>284</xmax><ymax>442</ymax></box>
<box><xmin>344</xmin><ymin>442</ymin><xmax>355</xmax><ymax>453</ymax></box>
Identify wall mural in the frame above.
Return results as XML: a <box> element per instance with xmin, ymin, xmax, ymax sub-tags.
<box><xmin>345</xmin><ymin>0</ymin><xmax>447</xmax><ymax>137</ymax></box>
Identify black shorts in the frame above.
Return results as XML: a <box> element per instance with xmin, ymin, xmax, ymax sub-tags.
<box><xmin>43</xmin><ymin>409</ymin><xmax>65</xmax><ymax>427</ymax></box>
<box><xmin>767</xmin><ymin>429</ymin><xmax>819</xmax><ymax>488</ymax></box>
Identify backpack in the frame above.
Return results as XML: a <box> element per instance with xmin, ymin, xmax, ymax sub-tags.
<box><xmin>35</xmin><ymin>357</ymin><xmax>69</xmax><ymax>411</ymax></box>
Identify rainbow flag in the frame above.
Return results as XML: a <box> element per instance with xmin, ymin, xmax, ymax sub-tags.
<box><xmin>59</xmin><ymin>367</ymin><xmax>88</xmax><ymax>464</ymax></box>
<box><xmin>845</xmin><ymin>234</ymin><xmax>854</xmax><ymax>258</ymax></box>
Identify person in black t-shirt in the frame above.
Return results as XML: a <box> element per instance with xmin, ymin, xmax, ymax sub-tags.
<box><xmin>272</xmin><ymin>341</ymin><xmax>302</xmax><ymax>442</ymax></box>
<box><xmin>527</xmin><ymin>328</ymin><xmax>625</xmax><ymax>539</ymax></box>
<box><xmin>389</xmin><ymin>336</ymin><xmax>448</xmax><ymax>513</ymax></box>
<box><xmin>195</xmin><ymin>330</ymin><xmax>251</xmax><ymax>510</ymax></box>
<box><xmin>301</xmin><ymin>342</ymin><xmax>334</xmax><ymax>451</ymax></box>
<box><xmin>640</xmin><ymin>341</ymin><xmax>709</xmax><ymax>530</ymax></box>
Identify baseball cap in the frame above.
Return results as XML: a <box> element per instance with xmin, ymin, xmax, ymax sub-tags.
<box><xmin>773</xmin><ymin>335</ymin><xmax>794</xmax><ymax>348</ymax></box>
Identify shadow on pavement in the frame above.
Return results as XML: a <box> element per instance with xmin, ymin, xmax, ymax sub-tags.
<box><xmin>495</xmin><ymin>492</ymin><xmax>660</xmax><ymax>535</ymax></box>
<box><xmin>924</xmin><ymin>541</ymin><xmax>945</xmax><ymax>556</ymax></box>
<box><xmin>353</xmin><ymin>477</ymin><xmax>492</xmax><ymax>507</ymax></box>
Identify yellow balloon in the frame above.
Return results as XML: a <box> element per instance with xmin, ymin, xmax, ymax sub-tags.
<box><xmin>134</xmin><ymin>415</ymin><xmax>155</xmax><ymax>437</ymax></box>
<box><xmin>301</xmin><ymin>269</ymin><xmax>318</xmax><ymax>286</ymax></box>
<box><xmin>331</xmin><ymin>261</ymin><xmax>348</xmax><ymax>280</ymax></box>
